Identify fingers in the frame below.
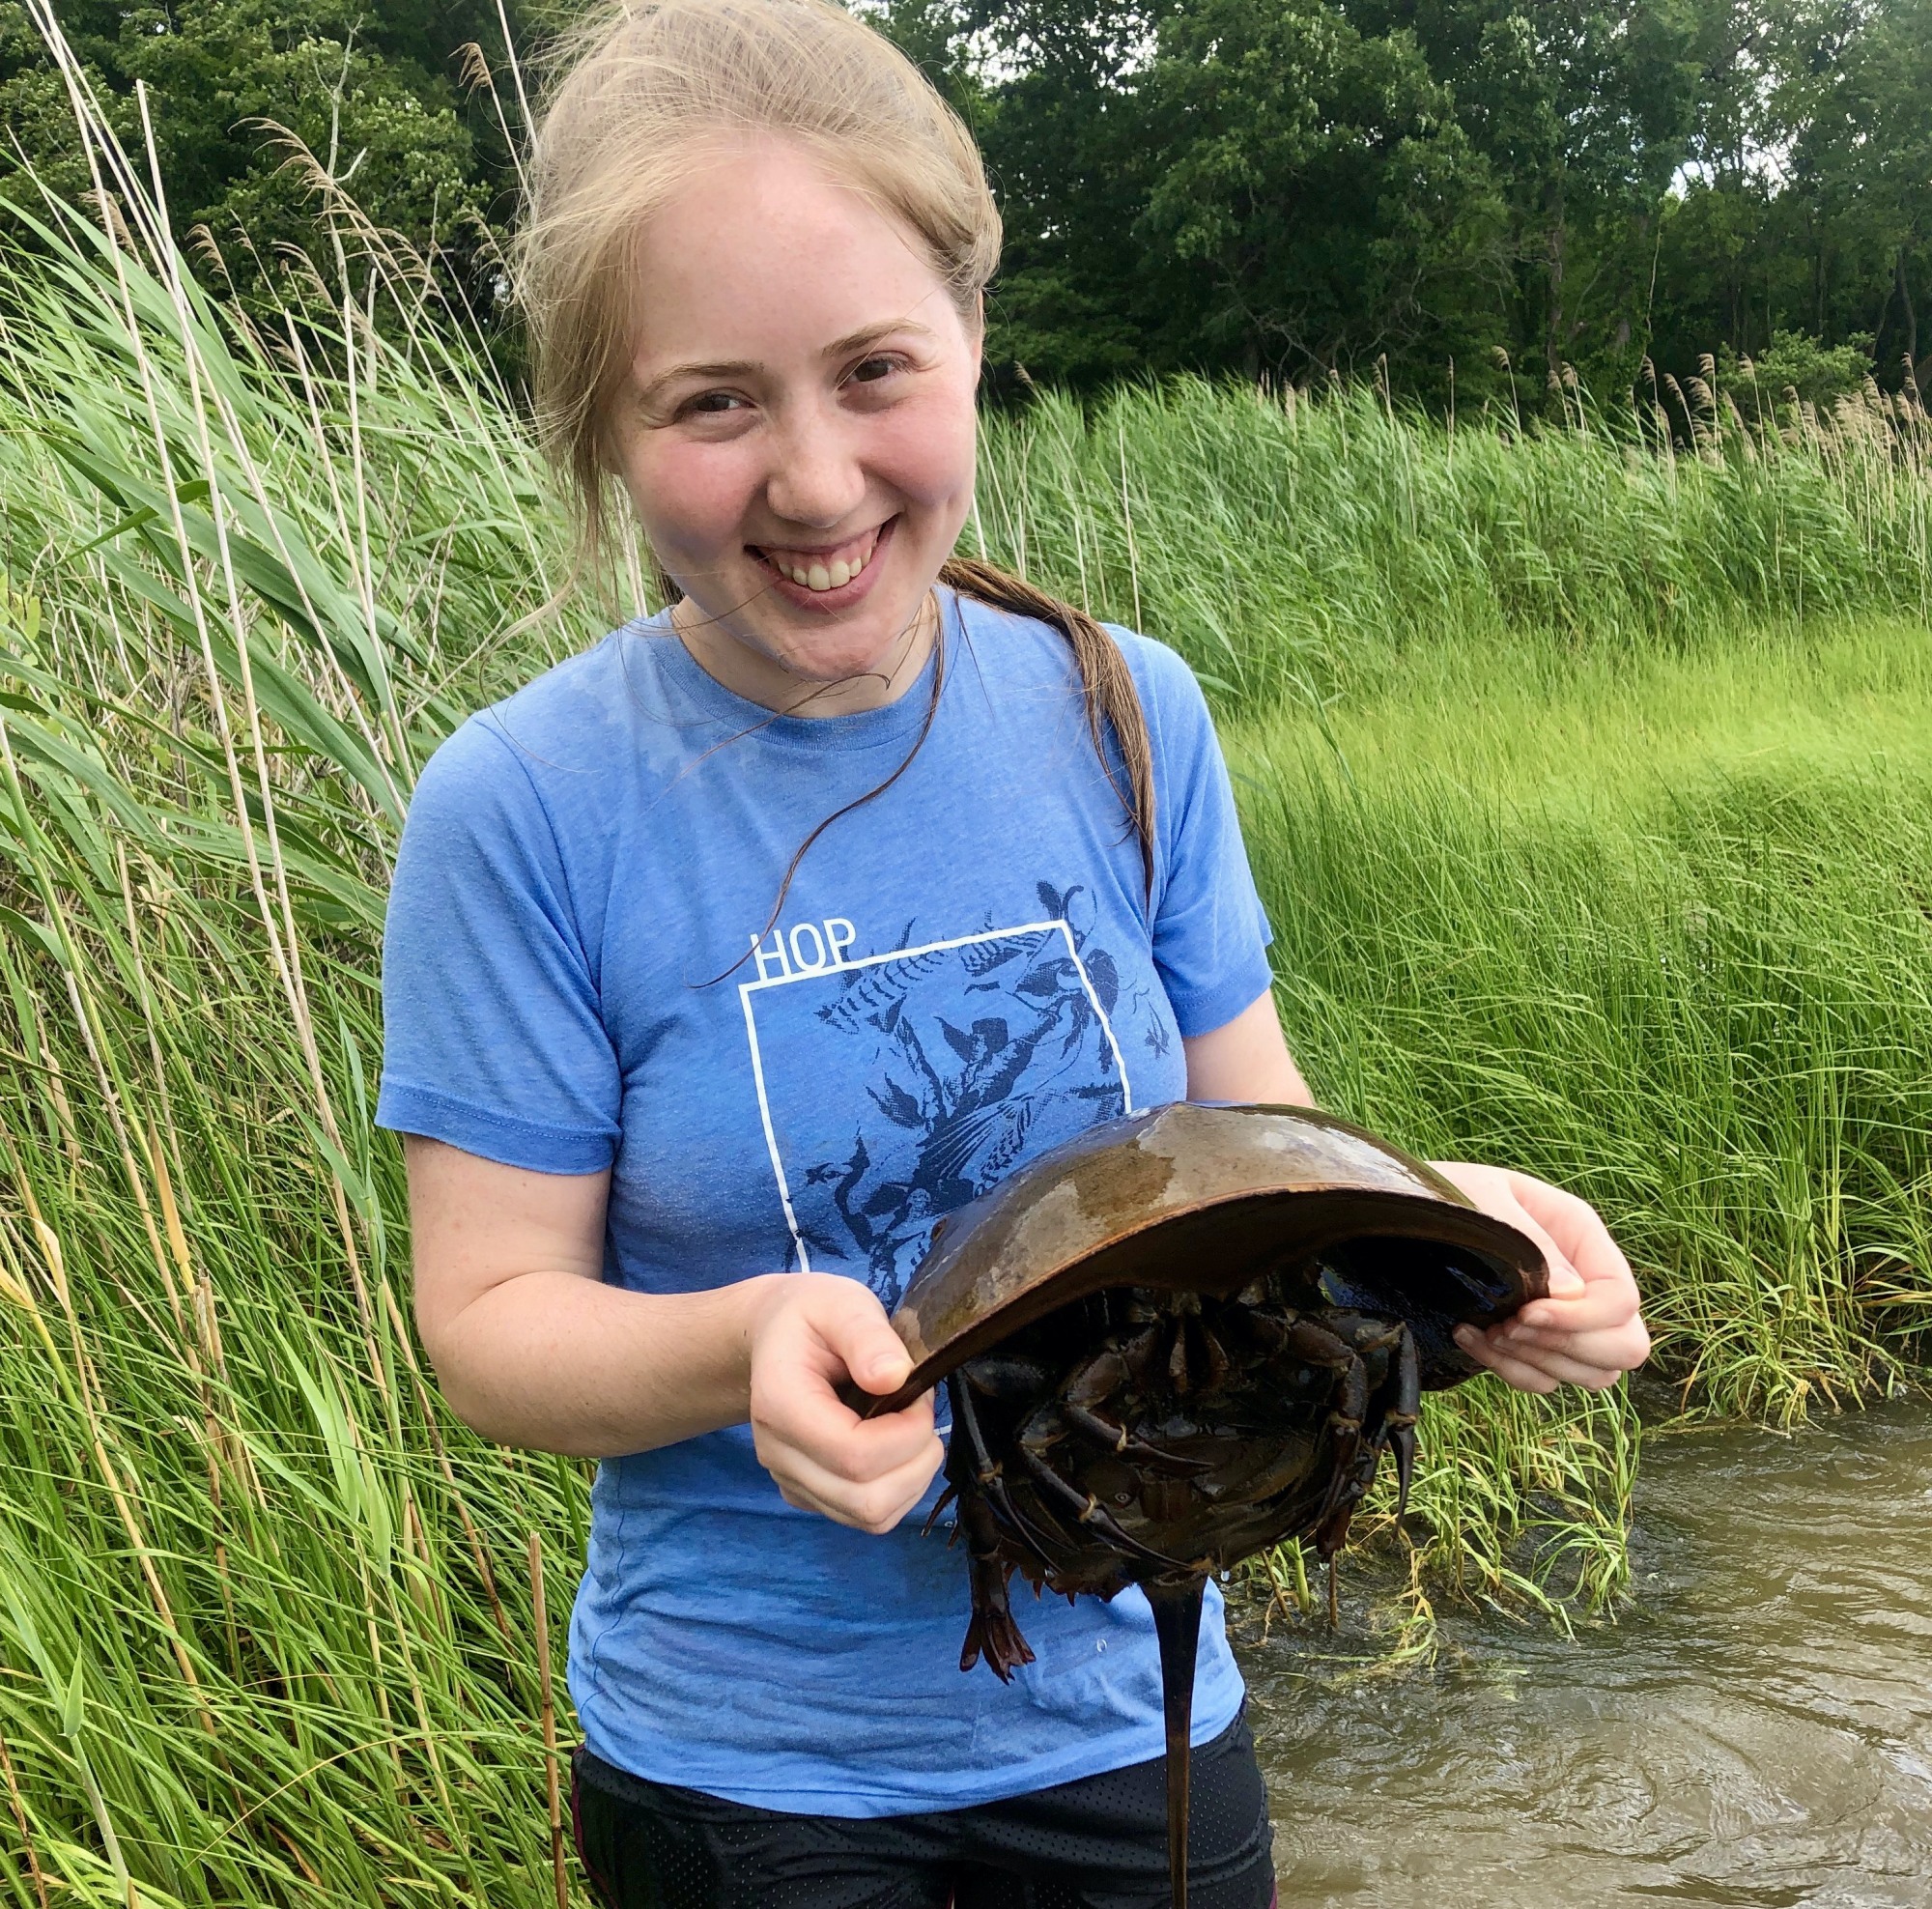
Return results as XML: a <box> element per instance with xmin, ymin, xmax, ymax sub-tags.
<box><xmin>1499</xmin><ymin>1173</ymin><xmax>1636</xmax><ymax>1321</ymax></box>
<box><xmin>1489</xmin><ymin>1186</ymin><xmax>1585</xmax><ymax>1296</ymax></box>
<box><xmin>1454</xmin><ymin>1322</ymin><xmax>1626</xmax><ymax>1393</ymax></box>
<box><xmin>1493</xmin><ymin>1312</ymin><xmax>1652</xmax><ymax>1372</ymax></box>
<box><xmin>1434</xmin><ymin>1161</ymin><xmax>1651</xmax><ymax>1394</ymax></box>
<box><xmin>1456</xmin><ymin>1301</ymin><xmax>1651</xmax><ymax>1395</ymax></box>
<box><xmin>753</xmin><ymin>1378</ymin><xmax>943</xmax><ymax>1532</ymax></box>
<box><xmin>1434</xmin><ymin>1161</ymin><xmax>1581</xmax><ymax>1292</ymax></box>
<box><xmin>1516</xmin><ymin>1284</ymin><xmax>1638</xmax><ymax>1334</ymax></box>
<box><xmin>753</xmin><ymin>1365</ymin><xmax>936</xmax><ymax>1473</ymax></box>
<box><xmin>1511</xmin><ymin>1245</ymin><xmax>1641</xmax><ymax>1335</ymax></box>
<box><xmin>771</xmin><ymin>1430</ymin><xmax>947</xmax><ymax>1533</ymax></box>
<box><xmin>748</xmin><ymin>1274</ymin><xmax>946</xmax><ymax>1532</ymax></box>
<box><xmin>811</xmin><ymin>1282</ymin><xmax>916</xmax><ymax>1398</ymax></box>
<box><xmin>1504</xmin><ymin>1255</ymin><xmax>1642</xmax><ymax>1327</ymax></box>
<box><xmin>1453</xmin><ymin>1327</ymin><xmax>1561</xmax><ymax>1392</ymax></box>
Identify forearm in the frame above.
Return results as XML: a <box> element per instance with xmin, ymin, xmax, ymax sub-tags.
<box><xmin>423</xmin><ymin>1267</ymin><xmax>783</xmax><ymax>1459</ymax></box>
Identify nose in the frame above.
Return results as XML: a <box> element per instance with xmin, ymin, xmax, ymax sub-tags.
<box><xmin>763</xmin><ymin>400</ymin><xmax>867</xmax><ymax>530</ymax></box>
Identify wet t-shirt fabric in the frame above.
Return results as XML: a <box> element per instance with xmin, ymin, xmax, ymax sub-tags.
<box><xmin>377</xmin><ymin>587</ymin><xmax>1275</xmax><ymax>1816</ymax></box>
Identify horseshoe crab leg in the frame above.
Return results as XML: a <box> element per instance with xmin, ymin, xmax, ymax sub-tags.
<box><xmin>1031</xmin><ymin>1353</ymin><xmax>1209</xmax><ymax>1474</ymax></box>
<box><xmin>1011</xmin><ymin>1440</ymin><xmax>1193</xmax><ymax>1573</ymax></box>
<box><xmin>955</xmin><ymin>1491</ymin><xmax>1035</xmax><ymax>1680</ymax></box>
<box><xmin>1284</xmin><ymin>1317</ymin><xmax>1369</xmax><ymax>1528</ymax></box>
<box><xmin>1147</xmin><ymin>1578</ymin><xmax>1206</xmax><ymax>1909</ymax></box>
<box><xmin>951</xmin><ymin>1370</ymin><xmax>1072</xmax><ymax>1564</ymax></box>
<box><xmin>945</xmin><ymin>1374</ymin><xmax>1039</xmax><ymax>1680</ymax></box>
<box><xmin>1056</xmin><ymin>1399</ymin><xmax>1210</xmax><ymax>1472</ymax></box>
<box><xmin>1339</xmin><ymin>1319</ymin><xmax>1422</xmax><ymax>1521</ymax></box>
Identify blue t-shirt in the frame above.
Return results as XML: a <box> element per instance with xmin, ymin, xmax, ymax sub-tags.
<box><xmin>378</xmin><ymin>587</ymin><xmax>1275</xmax><ymax>1815</ymax></box>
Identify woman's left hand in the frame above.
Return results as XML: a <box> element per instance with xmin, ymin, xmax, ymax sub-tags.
<box><xmin>1429</xmin><ymin>1162</ymin><xmax>1651</xmax><ymax>1394</ymax></box>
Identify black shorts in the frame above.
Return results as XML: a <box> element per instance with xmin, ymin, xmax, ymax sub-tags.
<box><xmin>570</xmin><ymin>1708</ymin><xmax>1276</xmax><ymax>1909</ymax></box>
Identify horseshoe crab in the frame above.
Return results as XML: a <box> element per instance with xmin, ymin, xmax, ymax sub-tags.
<box><xmin>865</xmin><ymin>1101</ymin><xmax>1547</xmax><ymax>1908</ymax></box>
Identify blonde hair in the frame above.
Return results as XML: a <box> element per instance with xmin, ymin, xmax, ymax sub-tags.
<box><xmin>517</xmin><ymin>0</ymin><xmax>1153</xmax><ymax>892</ymax></box>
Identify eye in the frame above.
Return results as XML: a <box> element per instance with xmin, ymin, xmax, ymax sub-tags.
<box><xmin>680</xmin><ymin>389</ymin><xmax>748</xmax><ymax>418</ymax></box>
<box><xmin>848</xmin><ymin>355</ymin><xmax>901</xmax><ymax>386</ymax></box>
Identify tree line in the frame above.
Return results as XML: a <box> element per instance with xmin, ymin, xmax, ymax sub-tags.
<box><xmin>891</xmin><ymin>0</ymin><xmax>1932</xmax><ymax>411</ymax></box>
<box><xmin>5</xmin><ymin>1</ymin><xmax>1929</xmax><ymax>413</ymax></box>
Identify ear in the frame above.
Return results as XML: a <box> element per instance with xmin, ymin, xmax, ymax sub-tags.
<box><xmin>968</xmin><ymin>289</ymin><xmax>985</xmax><ymax>385</ymax></box>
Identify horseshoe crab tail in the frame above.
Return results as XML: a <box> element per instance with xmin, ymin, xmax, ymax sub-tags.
<box><xmin>1147</xmin><ymin>1577</ymin><xmax>1205</xmax><ymax>1909</ymax></box>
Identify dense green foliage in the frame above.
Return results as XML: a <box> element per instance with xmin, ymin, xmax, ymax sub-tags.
<box><xmin>885</xmin><ymin>0</ymin><xmax>1932</xmax><ymax>405</ymax></box>
<box><xmin>971</xmin><ymin>377</ymin><xmax>1931</xmax><ymax>715</ymax></box>
<box><xmin>1</xmin><ymin>0</ymin><xmax>534</xmax><ymax>313</ymax></box>
<box><xmin>0</xmin><ymin>77</ymin><xmax>1928</xmax><ymax>1909</ymax></box>
<box><xmin>8</xmin><ymin>3</ymin><xmax>1932</xmax><ymax>405</ymax></box>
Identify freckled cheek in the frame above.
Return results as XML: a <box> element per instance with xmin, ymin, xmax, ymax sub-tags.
<box><xmin>625</xmin><ymin>442</ymin><xmax>766</xmax><ymax>561</ymax></box>
<box><xmin>868</xmin><ymin>399</ymin><xmax>978</xmax><ymax>512</ymax></box>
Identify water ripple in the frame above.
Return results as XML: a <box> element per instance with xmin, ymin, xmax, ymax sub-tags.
<box><xmin>1238</xmin><ymin>1402</ymin><xmax>1932</xmax><ymax>1906</ymax></box>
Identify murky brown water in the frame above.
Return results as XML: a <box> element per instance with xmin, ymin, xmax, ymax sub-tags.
<box><xmin>1238</xmin><ymin>1400</ymin><xmax>1932</xmax><ymax>1907</ymax></box>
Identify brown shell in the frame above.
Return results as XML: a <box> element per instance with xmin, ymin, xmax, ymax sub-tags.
<box><xmin>869</xmin><ymin>1101</ymin><xmax>1547</xmax><ymax>1414</ymax></box>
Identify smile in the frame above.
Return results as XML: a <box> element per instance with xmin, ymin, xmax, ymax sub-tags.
<box><xmin>751</xmin><ymin>520</ymin><xmax>889</xmax><ymax>595</ymax></box>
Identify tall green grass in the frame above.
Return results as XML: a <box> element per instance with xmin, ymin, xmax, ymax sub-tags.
<box><xmin>0</xmin><ymin>43</ymin><xmax>1926</xmax><ymax>1903</ymax></box>
<box><xmin>974</xmin><ymin>378</ymin><xmax>1932</xmax><ymax>715</ymax></box>
<box><xmin>0</xmin><ymin>28</ymin><xmax>604</xmax><ymax>1897</ymax></box>
<box><xmin>1235</xmin><ymin>624</ymin><xmax>1932</xmax><ymax>1425</ymax></box>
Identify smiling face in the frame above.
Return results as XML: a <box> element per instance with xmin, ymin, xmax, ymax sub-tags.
<box><xmin>609</xmin><ymin>138</ymin><xmax>982</xmax><ymax>714</ymax></box>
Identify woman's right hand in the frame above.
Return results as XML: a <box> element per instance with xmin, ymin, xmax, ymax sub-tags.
<box><xmin>745</xmin><ymin>1273</ymin><xmax>946</xmax><ymax>1534</ymax></box>
<box><xmin>405</xmin><ymin>1137</ymin><xmax>944</xmax><ymax>1503</ymax></box>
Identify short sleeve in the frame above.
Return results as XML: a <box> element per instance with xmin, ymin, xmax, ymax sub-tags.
<box><xmin>377</xmin><ymin>717</ymin><xmax>621</xmax><ymax>1173</ymax></box>
<box><xmin>1128</xmin><ymin>638</ymin><xmax>1275</xmax><ymax>1039</ymax></box>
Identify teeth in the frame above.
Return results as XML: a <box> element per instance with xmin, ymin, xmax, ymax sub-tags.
<box><xmin>768</xmin><ymin>536</ymin><xmax>875</xmax><ymax>590</ymax></box>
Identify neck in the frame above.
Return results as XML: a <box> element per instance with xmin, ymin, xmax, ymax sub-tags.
<box><xmin>671</xmin><ymin>590</ymin><xmax>941</xmax><ymax>717</ymax></box>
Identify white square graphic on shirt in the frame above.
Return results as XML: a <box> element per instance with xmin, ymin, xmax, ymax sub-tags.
<box><xmin>739</xmin><ymin>917</ymin><xmax>1134</xmax><ymax>1307</ymax></box>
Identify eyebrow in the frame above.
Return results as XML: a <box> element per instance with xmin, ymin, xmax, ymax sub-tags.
<box><xmin>823</xmin><ymin>318</ymin><xmax>936</xmax><ymax>359</ymax></box>
<box><xmin>636</xmin><ymin>320</ymin><xmax>938</xmax><ymax>408</ymax></box>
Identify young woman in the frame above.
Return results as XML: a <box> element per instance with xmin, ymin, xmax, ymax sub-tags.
<box><xmin>377</xmin><ymin>4</ymin><xmax>1651</xmax><ymax>1903</ymax></box>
